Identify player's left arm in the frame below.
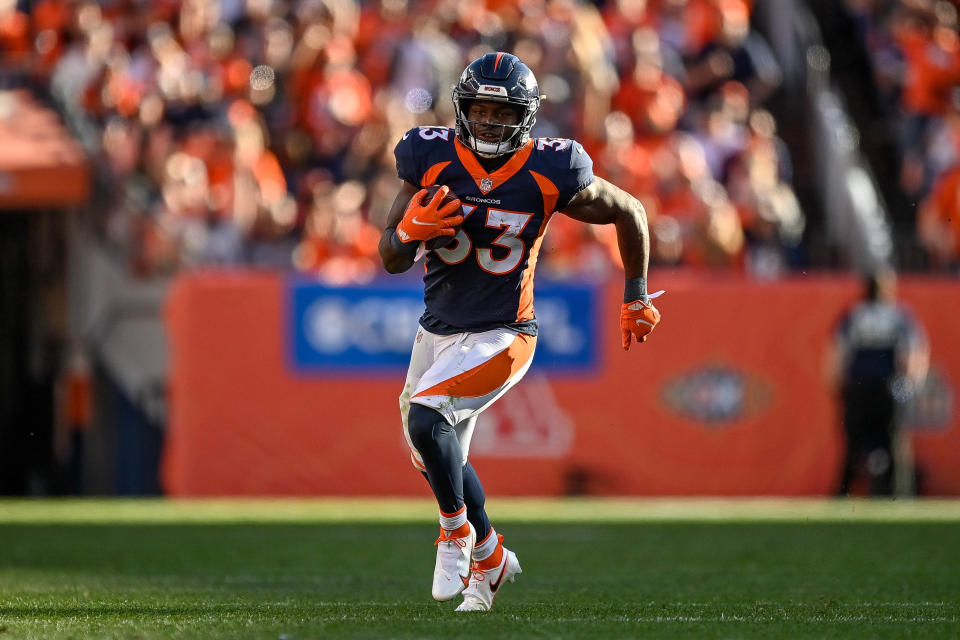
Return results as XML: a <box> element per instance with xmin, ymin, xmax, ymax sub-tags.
<box><xmin>561</xmin><ymin>177</ymin><xmax>661</xmax><ymax>350</ymax></box>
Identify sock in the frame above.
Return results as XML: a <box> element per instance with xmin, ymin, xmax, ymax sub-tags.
<box><xmin>439</xmin><ymin>505</ymin><xmax>468</xmax><ymax>532</ymax></box>
<box><xmin>474</xmin><ymin>532</ymin><xmax>504</xmax><ymax>569</ymax></box>
<box><xmin>472</xmin><ymin>526</ymin><xmax>498</xmax><ymax>561</ymax></box>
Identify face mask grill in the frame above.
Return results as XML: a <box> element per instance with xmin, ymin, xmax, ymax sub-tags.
<box><xmin>452</xmin><ymin>90</ymin><xmax>538</xmax><ymax>157</ymax></box>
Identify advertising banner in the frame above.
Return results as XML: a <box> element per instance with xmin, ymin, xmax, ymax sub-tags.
<box><xmin>162</xmin><ymin>272</ymin><xmax>960</xmax><ymax>496</ymax></box>
<box><xmin>288</xmin><ymin>279</ymin><xmax>598</xmax><ymax>373</ymax></box>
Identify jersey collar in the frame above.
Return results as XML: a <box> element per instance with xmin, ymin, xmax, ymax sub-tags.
<box><xmin>454</xmin><ymin>138</ymin><xmax>533</xmax><ymax>194</ymax></box>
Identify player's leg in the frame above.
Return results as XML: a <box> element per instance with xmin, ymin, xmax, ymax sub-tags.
<box><xmin>416</xmin><ymin>329</ymin><xmax>532</xmax><ymax>612</ymax></box>
<box><xmin>448</xmin><ymin>415</ymin><xmax>491</xmax><ymax>540</ymax></box>
<box><xmin>400</xmin><ymin>329</ymin><xmax>476</xmax><ymax>601</ymax></box>
<box><xmin>455</xmin><ymin>456</ymin><xmax>522</xmax><ymax>612</ymax></box>
<box><xmin>407</xmin><ymin>403</ymin><xmax>466</xmax><ymax>514</ymax></box>
<box><xmin>407</xmin><ymin>403</ymin><xmax>476</xmax><ymax>601</ymax></box>
<box><xmin>409</xmin><ymin>328</ymin><xmax>535</xmax><ymax>608</ymax></box>
<box><xmin>461</xmin><ymin>459</ymin><xmax>490</xmax><ymax>541</ymax></box>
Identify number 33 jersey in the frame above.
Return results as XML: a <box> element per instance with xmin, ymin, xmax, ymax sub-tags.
<box><xmin>395</xmin><ymin>126</ymin><xmax>594</xmax><ymax>335</ymax></box>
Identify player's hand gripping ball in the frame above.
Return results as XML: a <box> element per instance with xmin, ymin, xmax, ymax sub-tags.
<box><xmin>422</xmin><ymin>185</ymin><xmax>463</xmax><ymax>250</ymax></box>
<box><xmin>396</xmin><ymin>185</ymin><xmax>463</xmax><ymax>251</ymax></box>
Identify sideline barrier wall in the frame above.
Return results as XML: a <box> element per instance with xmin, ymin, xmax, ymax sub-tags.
<box><xmin>162</xmin><ymin>272</ymin><xmax>960</xmax><ymax>496</ymax></box>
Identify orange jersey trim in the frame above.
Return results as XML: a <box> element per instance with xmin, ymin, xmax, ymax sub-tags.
<box><xmin>515</xmin><ymin>170</ymin><xmax>559</xmax><ymax>321</ymax></box>
<box><xmin>454</xmin><ymin>138</ymin><xmax>533</xmax><ymax>194</ymax></box>
<box><xmin>528</xmin><ymin>170</ymin><xmax>559</xmax><ymax>218</ymax></box>
<box><xmin>413</xmin><ymin>333</ymin><xmax>535</xmax><ymax>399</ymax></box>
<box><xmin>517</xmin><ymin>228</ymin><xmax>547</xmax><ymax>322</ymax></box>
<box><xmin>421</xmin><ymin>161</ymin><xmax>451</xmax><ymax>187</ymax></box>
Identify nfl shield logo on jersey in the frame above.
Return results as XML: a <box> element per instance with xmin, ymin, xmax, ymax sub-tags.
<box><xmin>479</xmin><ymin>177</ymin><xmax>494</xmax><ymax>193</ymax></box>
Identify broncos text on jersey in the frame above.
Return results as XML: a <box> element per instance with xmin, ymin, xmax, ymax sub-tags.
<box><xmin>395</xmin><ymin>126</ymin><xmax>594</xmax><ymax>335</ymax></box>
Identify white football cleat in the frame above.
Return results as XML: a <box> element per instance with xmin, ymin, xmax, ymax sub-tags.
<box><xmin>431</xmin><ymin>521</ymin><xmax>476</xmax><ymax>601</ymax></box>
<box><xmin>456</xmin><ymin>536</ymin><xmax>521</xmax><ymax>612</ymax></box>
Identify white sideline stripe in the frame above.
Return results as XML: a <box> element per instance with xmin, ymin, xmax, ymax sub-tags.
<box><xmin>2</xmin><ymin>497</ymin><xmax>960</xmax><ymax>523</ymax></box>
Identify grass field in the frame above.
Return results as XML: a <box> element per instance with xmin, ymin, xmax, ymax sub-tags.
<box><xmin>1</xmin><ymin>498</ymin><xmax>958</xmax><ymax>639</ymax></box>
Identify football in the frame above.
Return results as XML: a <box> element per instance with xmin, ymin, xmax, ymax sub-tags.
<box><xmin>417</xmin><ymin>184</ymin><xmax>461</xmax><ymax>250</ymax></box>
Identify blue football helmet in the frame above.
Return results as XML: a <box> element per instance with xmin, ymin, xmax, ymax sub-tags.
<box><xmin>452</xmin><ymin>52</ymin><xmax>541</xmax><ymax>156</ymax></box>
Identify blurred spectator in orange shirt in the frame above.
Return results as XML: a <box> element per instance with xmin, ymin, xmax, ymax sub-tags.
<box><xmin>601</xmin><ymin>0</ymin><xmax>655</xmax><ymax>74</ymax></box>
<box><xmin>725</xmin><ymin>109</ymin><xmax>806</xmax><ymax>278</ymax></box>
<box><xmin>293</xmin><ymin>175</ymin><xmax>381</xmax><ymax>283</ymax></box>
<box><xmin>538</xmin><ymin>213</ymin><xmax>622</xmax><ymax>280</ymax></box>
<box><xmin>893</xmin><ymin>2</ymin><xmax>960</xmax><ymax>119</ymax></box>
<box><xmin>656</xmin><ymin>133</ymin><xmax>744</xmax><ymax>267</ymax></box>
<box><xmin>891</xmin><ymin>1</ymin><xmax>960</xmax><ymax>194</ymax></box>
<box><xmin>612</xmin><ymin>28</ymin><xmax>686</xmax><ymax>141</ymax></box>
<box><xmin>356</xmin><ymin>0</ymin><xmax>411</xmax><ymax>88</ymax></box>
<box><xmin>594</xmin><ymin>111</ymin><xmax>657</xmax><ymax>202</ymax></box>
<box><xmin>0</xmin><ymin>0</ymin><xmax>31</xmax><ymax>66</ymax></box>
<box><xmin>682</xmin><ymin>0</ymin><xmax>781</xmax><ymax>106</ymax></box>
<box><xmin>917</xmin><ymin>164</ymin><xmax>960</xmax><ymax>270</ymax></box>
<box><xmin>923</xmin><ymin>88</ymin><xmax>960</xmax><ymax>181</ymax></box>
<box><xmin>651</xmin><ymin>0</ymin><xmax>724</xmax><ymax>59</ymax></box>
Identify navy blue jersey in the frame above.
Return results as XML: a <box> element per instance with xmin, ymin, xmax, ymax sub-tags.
<box><xmin>834</xmin><ymin>301</ymin><xmax>924</xmax><ymax>383</ymax></box>
<box><xmin>394</xmin><ymin>126</ymin><xmax>594</xmax><ymax>334</ymax></box>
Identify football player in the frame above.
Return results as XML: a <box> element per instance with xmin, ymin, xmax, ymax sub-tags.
<box><xmin>378</xmin><ymin>52</ymin><xmax>661</xmax><ymax>611</ymax></box>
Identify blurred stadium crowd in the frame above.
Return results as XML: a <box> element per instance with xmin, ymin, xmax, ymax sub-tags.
<box><xmin>1</xmin><ymin>0</ymin><xmax>957</xmax><ymax>280</ymax></box>
<box><xmin>839</xmin><ymin>0</ymin><xmax>960</xmax><ymax>271</ymax></box>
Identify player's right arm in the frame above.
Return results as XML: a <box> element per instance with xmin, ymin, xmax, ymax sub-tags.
<box><xmin>378</xmin><ymin>181</ymin><xmax>463</xmax><ymax>273</ymax></box>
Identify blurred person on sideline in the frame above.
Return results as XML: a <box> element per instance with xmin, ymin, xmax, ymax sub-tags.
<box><xmin>827</xmin><ymin>269</ymin><xmax>929</xmax><ymax>496</ymax></box>
<box><xmin>378</xmin><ymin>52</ymin><xmax>661</xmax><ymax>612</ymax></box>
<box><xmin>57</xmin><ymin>346</ymin><xmax>92</xmax><ymax>494</ymax></box>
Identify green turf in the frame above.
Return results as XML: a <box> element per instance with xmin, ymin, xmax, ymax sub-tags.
<box><xmin>0</xmin><ymin>502</ymin><xmax>958</xmax><ymax>638</ymax></box>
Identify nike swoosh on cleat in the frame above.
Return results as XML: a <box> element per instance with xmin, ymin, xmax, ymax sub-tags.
<box><xmin>489</xmin><ymin>564</ymin><xmax>507</xmax><ymax>592</ymax></box>
<box><xmin>410</xmin><ymin>217</ymin><xmax>434</xmax><ymax>226</ymax></box>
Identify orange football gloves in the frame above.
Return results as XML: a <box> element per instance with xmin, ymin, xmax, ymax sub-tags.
<box><xmin>620</xmin><ymin>299</ymin><xmax>661</xmax><ymax>350</ymax></box>
<box><xmin>395</xmin><ymin>186</ymin><xmax>463</xmax><ymax>244</ymax></box>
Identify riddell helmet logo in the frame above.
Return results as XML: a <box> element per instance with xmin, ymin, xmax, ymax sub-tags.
<box><xmin>478</xmin><ymin>84</ymin><xmax>507</xmax><ymax>96</ymax></box>
<box><xmin>662</xmin><ymin>365</ymin><xmax>772</xmax><ymax>424</ymax></box>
